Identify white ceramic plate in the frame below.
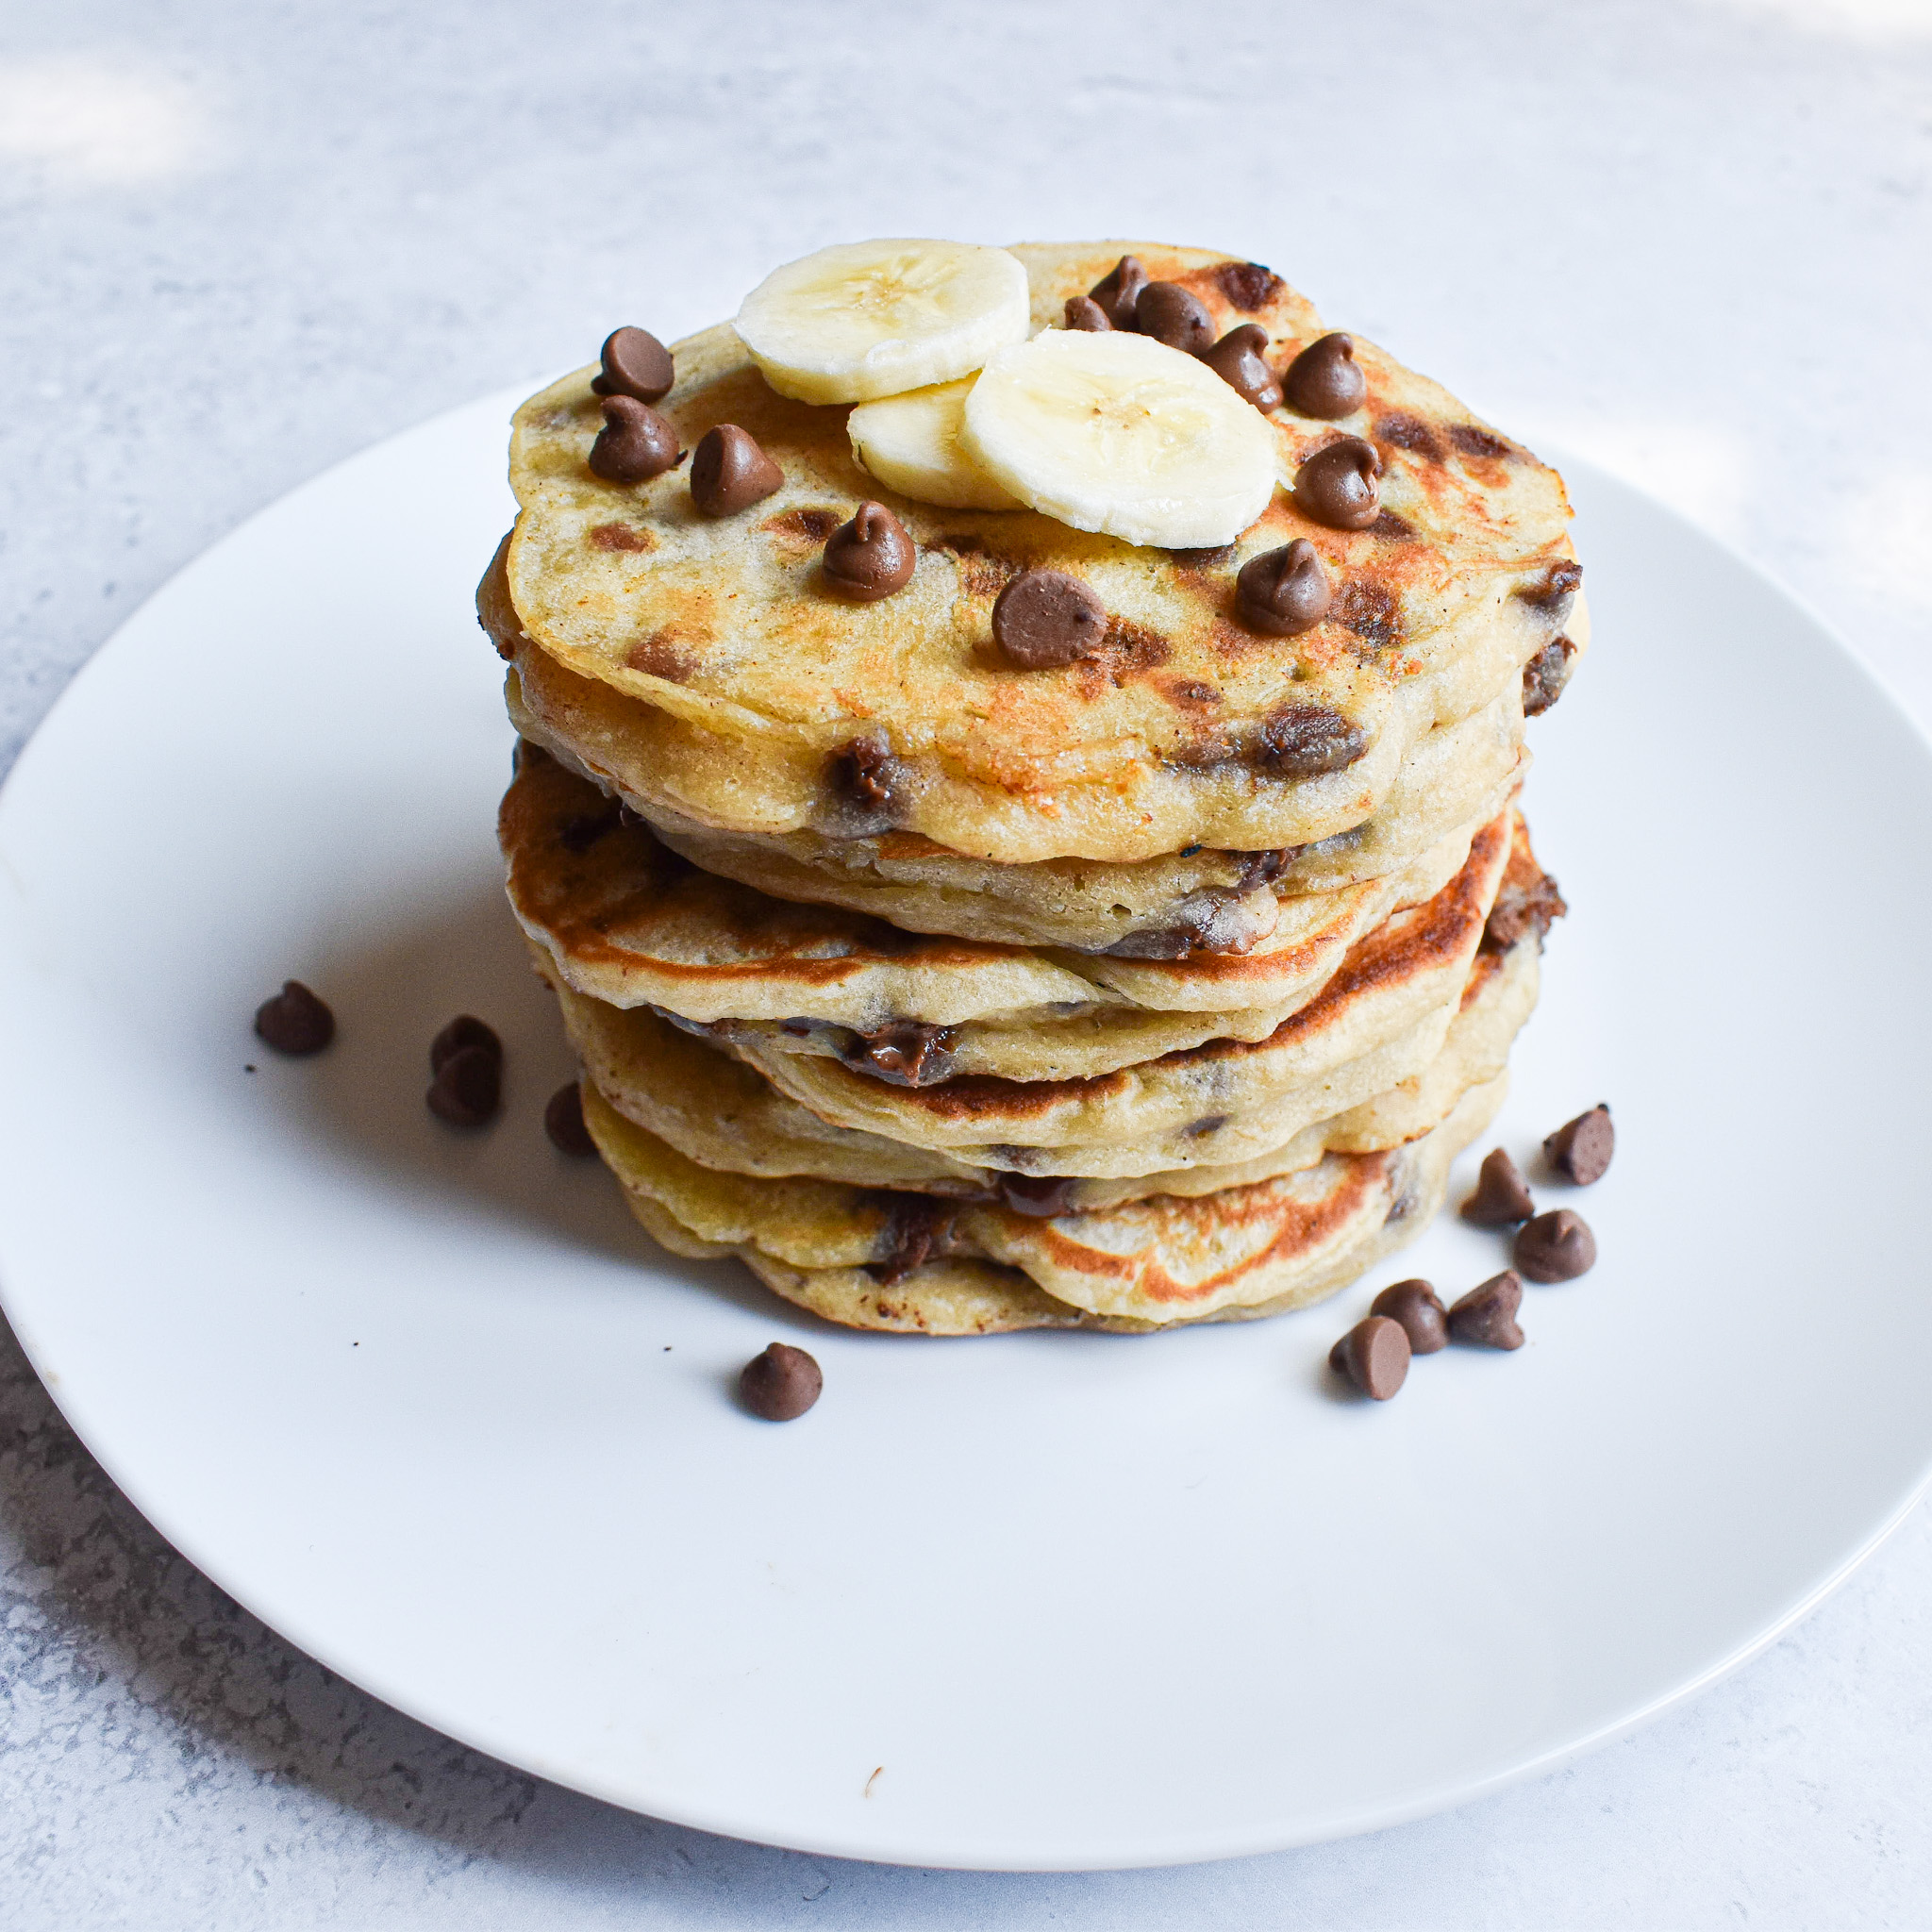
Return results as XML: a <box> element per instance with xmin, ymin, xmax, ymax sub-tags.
<box><xmin>2</xmin><ymin>391</ymin><xmax>1928</xmax><ymax>1873</ymax></box>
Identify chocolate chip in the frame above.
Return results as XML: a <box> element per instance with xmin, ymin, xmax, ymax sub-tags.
<box><xmin>1100</xmin><ymin>890</ymin><xmax>1254</xmax><ymax>958</ymax></box>
<box><xmin>253</xmin><ymin>980</ymin><xmax>334</xmax><ymax>1056</ymax></box>
<box><xmin>1281</xmin><ymin>333</ymin><xmax>1366</xmax><ymax>419</ymax></box>
<box><xmin>1523</xmin><ymin>637</ymin><xmax>1577</xmax><ymax>717</ymax></box>
<box><xmin>1545</xmin><ymin>1105</ymin><xmax>1614</xmax><ymax>1185</ymax></box>
<box><xmin>1449</xmin><ymin>423</ymin><xmax>1513</xmax><ymax>461</ymax></box>
<box><xmin>591</xmin><ymin>326</ymin><xmax>675</xmax><ymax>404</ymax></box>
<box><xmin>1197</xmin><ymin>324</ymin><xmax>1282</xmax><ymax>410</ymax></box>
<box><xmin>1214</xmin><ymin>260</ymin><xmax>1283</xmax><ymax>311</ymax></box>
<box><xmin>827</xmin><ymin>731</ymin><xmax>905</xmax><ymax>830</ymax></box>
<box><xmin>1448</xmin><ymin>1271</ymin><xmax>1524</xmax><ymax>1349</ymax></box>
<box><xmin>1374</xmin><ymin>412</ymin><xmax>1443</xmax><ymax>462</ymax></box>
<box><xmin>426</xmin><ymin>1044</ymin><xmax>501</xmax><ymax>1128</ymax></box>
<box><xmin>1513</xmin><ymin>1208</ymin><xmax>1596</xmax><ymax>1283</ymax></box>
<box><xmin>999</xmin><ymin>1174</ymin><xmax>1077</xmax><ymax>1218</ymax></box>
<box><xmin>1371</xmin><ymin>1279</ymin><xmax>1449</xmax><ymax>1355</ymax></box>
<box><xmin>1063</xmin><ymin>295</ymin><xmax>1112</xmax><ymax>331</ymax></box>
<box><xmin>589</xmin><ymin>396</ymin><xmax>679</xmax><ymax>484</ymax></box>
<box><xmin>1459</xmin><ymin>1147</ymin><xmax>1534</xmax><ymax>1225</ymax></box>
<box><xmin>1134</xmin><ymin>281</ymin><xmax>1215</xmax><ymax>356</ymax></box>
<box><xmin>691</xmin><ymin>424</ymin><xmax>783</xmax><ymax>517</ymax></box>
<box><xmin>1231</xmin><ymin>846</ymin><xmax>1304</xmax><ymax>891</ymax></box>
<box><xmin>1235</xmin><ymin>539</ymin><xmax>1333</xmax><ymax>636</ymax></box>
<box><xmin>1482</xmin><ymin>868</ymin><xmax>1568</xmax><ymax>954</ymax></box>
<box><xmin>823</xmin><ymin>501</ymin><xmax>916</xmax><ymax>601</ymax></box>
<box><xmin>840</xmin><ymin>1020</ymin><xmax>958</xmax><ymax>1087</ymax></box>
<box><xmin>1328</xmin><ymin>1314</ymin><xmax>1410</xmax><ymax>1399</ymax></box>
<box><xmin>1523</xmin><ymin>559</ymin><xmax>1584</xmax><ymax>614</ymax></box>
<box><xmin>1292</xmin><ymin>437</ymin><xmax>1382</xmax><ymax>530</ymax></box>
<box><xmin>559</xmin><ymin>804</ymin><xmax>623</xmax><ymax>853</ymax></box>
<box><xmin>739</xmin><ymin>1342</ymin><xmax>822</xmax><ymax>1421</ymax></box>
<box><xmin>431</xmin><ymin>1015</ymin><xmax>501</xmax><ymax>1075</ymax></box>
<box><xmin>1088</xmin><ymin>254</ymin><xmax>1148</xmax><ymax>330</ymax></box>
<box><xmin>1257</xmin><ymin>703</ymin><xmax>1367</xmax><ymax>775</ymax></box>
<box><xmin>872</xmin><ymin>1197</ymin><xmax>956</xmax><ymax>1283</ymax></box>
<box><xmin>991</xmin><ymin>569</ymin><xmax>1108</xmax><ymax>668</ymax></box>
<box><xmin>544</xmin><ymin>1080</ymin><xmax>596</xmax><ymax>1156</ymax></box>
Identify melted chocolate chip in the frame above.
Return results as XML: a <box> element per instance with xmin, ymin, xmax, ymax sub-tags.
<box><xmin>1460</xmin><ymin>1148</ymin><xmax>1535</xmax><ymax>1226</ymax></box>
<box><xmin>1371</xmin><ymin>1279</ymin><xmax>1449</xmax><ymax>1355</ymax></box>
<box><xmin>1523</xmin><ymin>559</ymin><xmax>1585</xmax><ymax>611</ymax></box>
<box><xmin>591</xmin><ymin>326</ymin><xmax>675</xmax><ymax>404</ymax></box>
<box><xmin>1088</xmin><ymin>255</ymin><xmax>1148</xmax><ymax>330</ymax></box>
<box><xmin>1281</xmin><ymin>333</ymin><xmax>1366</xmax><ymax>419</ymax></box>
<box><xmin>823</xmin><ymin>501</ymin><xmax>916</xmax><ymax>601</ymax></box>
<box><xmin>1200</xmin><ymin>324</ymin><xmax>1283</xmax><ymax>410</ymax></box>
<box><xmin>1328</xmin><ymin>1314</ymin><xmax>1410</xmax><ymax>1399</ymax></box>
<box><xmin>1257</xmin><ymin>704</ymin><xmax>1367</xmax><ymax>776</ymax></box>
<box><xmin>589</xmin><ymin>522</ymin><xmax>648</xmax><ymax>552</ymax></box>
<box><xmin>1523</xmin><ymin>636</ymin><xmax>1578</xmax><ymax>716</ymax></box>
<box><xmin>1215</xmin><ymin>260</ymin><xmax>1283</xmax><ymax>311</ymax></box>
<box><xmin>827</xmin><ymin>732</ymin><xmax>906</xmax><ymax>830</ymax></box>
<box><xmin>1170</xmin><ymin>542</ymin><xmax>1235</xmax><ymax>567</ymax></box>
<box><xmin>1063</xmin><ymin>295</ymin><xmax>1112</xmax><ymax>331</ymax></box>
<box><xmin>840</xmin><ymin>1020</ymin><xmax>958</xmax><ymax>1088</ymax></box>
<box><xmin>991</xmin><ymin>569</ymin><xmax>1108</xmax><ymax>668</ymax></box>
<box><xmin>1482</xmin><ymin>868</ymin><xmax>1568</xmax><ymax>954</ymax></box>
<box><xmin>1545</xmin><ymin>1105</ymin><xmax>1614</xmax><ymax>1185</ymax></box>
<box><xmin>1449</xmin><ymin>423</ymin><xmax>1514</xmax><ymax>461</ymax></box>
<box><xmin>1374</xmin><ymin>412</ymin><xmax>1444</xmax><ymax>462</ymax></box>
<box><xmin>1514</xmin><ymin>1208</ymin><xmax>1596</xmax><ymax>1283</ymax></box>
<box><xmin>872</xmin><ymin>1197</ymin><xmax>956</xmax><ymax>1283</ymax></box>
<box><xmin>431</xmin><ymin>1015</ymin><xmax>501</xmax><ymax>1075</ymax></box>
<box><xmin>999</xmin><ymin>1174</ymin><xmax>1077</xmax><ymax>1218</ymax></box>
<box><xmin>1235</xmin><ymin>539</ymin><xmax>1333</xmax><ymax>636</ymax></box>
<box><xmin>1369</xmin><ymin>509</ymin><xmax>1414</xmax><ymax>541</ymax></box>
<box><xmin>1101</xmin><ymin>890</ymin><xmax>1255</xmax><ymax>958</ymax></box>
<box><xmin>426</xmin><ymin>1044</ymin><xmax>501</xmax><ymax>1128</ymax></box>
<box><xmin>691</xmin><ymin>424</ymin><xmax>783</xmax><ymax>517</ymax></box>
<box><xmin>253</xmin><ymin>980</ymin><xmax>334</xmax><ymax>1056</ymax></box>
<box><xmin>1292</xmin><ymin>437</ymin><xmax>1383</xmax><ymax>530</ymax></box>
<box><xmin>739</xmin><ymin>1342</ymin><xmax>822</xmax><ymax>1421</ymax></box>
<box><xmin>589</xmin><ymin>396</ymin><xmax>679</xmax><ymax>484</ymax></box>
<box><xmin>1135</xmin><ymin>281</ymin><xmax>1215</xmax><ymax>356</ymax></box>
<box><xmin>1231</xmin><ymin>846</ymin><xmax>1304</xmax><ymax>892</ymax></box>
<box><xmin>1448</xmin><ymin>1272</ymin><xmax>1524</xmax><ymax>1349</ymax></box>
<box><xmin>544</xmin><ymin>1080</ymin><xmax>597</xmax><ymax>1156</ymax></box>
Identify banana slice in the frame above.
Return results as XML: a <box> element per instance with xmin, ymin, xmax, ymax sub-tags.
<box><xmin>848</xmin><ymin>377</ymin><xmax>1023</xmax><ymax>510</ymax></box>
<box><xmin>735</xmin><ymin>240</ymin><xmax>1031</xmax><ymax>406</ymax></box>
<box><xmin>960</xmin><ymin>330</ymin><xmax>1280</xmax><ymax>549</ymax></box>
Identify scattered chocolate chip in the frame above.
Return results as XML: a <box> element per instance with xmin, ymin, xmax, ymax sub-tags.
<box><xmin>991</xmin><ymin>568</ymin><xmax>1108</xmax><ymax>668</ymax></box>
<box><xmin>1214</xmin><ymin>260</ymin><xmax>1283</xmax><ymax>311</ymax></box>
<box><xmin>1545</xmin><ymin>1105</ymin><xmax>1614</xmax><ymax>1185</ymax></box>
<box><xmin>827</xmin><ymin>732</ymin><xmax>905</xmax><ymax>829</ymax></box>
<box><xmin>1514</xmin><ymin>1208</ymin><xmax>1596</xmax><ymax>1283</ymax></box>
<box><xmin>1292</xmin><ymin>437</ymin><xmax>1382</xmax><ymax>530</ymax></box>
<box><xmin>1281</xmin><ymin>333</ymin><xmax>1366</xmax><ymax>419</ymax></box>
<box><xmin>589</xmin><ymin>396</ymin><xmax>679</xmax><ymax>484</ymax></box>
<box><xmin>426</xmin><ymin>1045</ymin><xmax>501</xmax><ymax>1128</ymax></box>
<box><xmin>1448</xmin><ymin>1271</ymin><xmax>1524</xmax><ymax>1349</ymax></box>
<box><xmin>1482</xmin><ymin>867</ymin><xmax>1568</xmax><ymax>954</ymax></box>
<box><xmin>253</xmin><ymin>980</ymin><xmax>334</xmax><ymax>1056</ymax></box>
<box><xmin>840</xmin><ymin>1020</ymin><xmax>958</xmax><ymax>1087</ymax></box>
<box><xmin>1236</xmin><ymin>539</ymin><xmax>1333</xmax><ymax>636</ymax></box>
<box><xmin>591</xmin><ymin>325</ymin><xmax>675</xmax><ymax>404</ymax></box>
<box><xmin>739</xmin><ymin>1342</ymin><xmax>822</xmax><ymax>1421</ymax></box>
<box><xmin>1371</xmin><ymin>1279</ymin><xmax>1449</xmax><ymax>1355</ymax></box>
<box><xmin>1257</xmin><ymin>703</ymin><xmax>1367</xmax><ymax>775</ymax></box>
<box><xmin>999</xmin><ymin>1174</ymin><xmax>1077</xmax><ymax>1218</ymax></box>
<box><xmin>691</xmin><ymin>424</ymin><xmax>783</xmax><ymax>517</ymax></box>
<box><xmin>1199</xmin><ymin>323</ymin><xmax>1283</xmax><ymax>410</ymax></box>
<box><xmin>1460</xmin><ymin>1147</ymin><xmax>1535</xmax><ymax>1226</ymax></box>
<box><xmin>873</xmin><ymin>1197</ymin><xmax>956</xmax><ymax>1283</ymax></box>
<box><xmin>1088</xmin><ymin>254</ymin><xmax>1148</xmax><ymax>330</ymax></box>
<box><xmin>1135</xmin><ymin>281</ymin><xmax>1215</xmax><ymax>356</ymax></box>
<box><xmin>1328</xmin><ymin>1314</ymin><xmax>1411</xmax><ymax>1399</ymax></box>
<box><xmin>823</xmin><ymin>501</ymin><xmax>916</xmax><ymax>601</ymax></box>
<box><xmin>544</xmin><ymin>1080</ymin><xmax>596</xmax><ymax>1156</ymax></box>
<box><xmin>1063</xmin><ymin>295</ymin><xmax>1112</xmax><ymax>331</ymax></box>
<box><xmin>431</xmin><ymin>1015</ymin><xmax>501</xmax><ymax>1075</ymax></box>
<box><xmin>1523</xmin><ymin>636</ymin><xmax>1578</xmax><ymax>717</ymax></box>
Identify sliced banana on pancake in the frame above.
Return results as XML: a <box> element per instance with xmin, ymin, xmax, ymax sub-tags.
<box><xmin>848</xmin><ymin>377</ymin><xmax>1023</xmax><ymax>510</ymax></box>
<box><xmin>961</xmin><ymin>328</ymin><xmax>1279</xmax><ymax>548</ymax></box>
<box><xmin>734</xmin><ymin>239</ymin><xmax>1031</xmax><ymax>405</ymax></box>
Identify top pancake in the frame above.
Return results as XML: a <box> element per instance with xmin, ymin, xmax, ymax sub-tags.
<box><xmin>501</xmin><ymin>242</ymin><xmax>1577</xmax><ymax>866</ymax></box>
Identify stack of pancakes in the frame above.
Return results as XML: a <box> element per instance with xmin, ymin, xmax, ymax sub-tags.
<box><xmin>482</xmin><ymin>242</ymin><xmax>1584</xmax><ymax>1335</ymax></box>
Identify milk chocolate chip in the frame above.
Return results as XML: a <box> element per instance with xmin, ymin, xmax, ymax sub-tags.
<box><xmin>590</xmin><ymin>396</ymin><xmax>680</xmax><ymax>484</ymax></box>
<box><xmin>254</xmin><ymin>980</ymin><xmax>334</xmax><ymax>1056</ymax></box>
<box><xmin>1514</xmin><ymin>1208</ymin><xmax>1596</xmax><ymax>1282</ymax></box>
<box><xmin>828</xmin><ymin>731</ymin><xmax>905</xmax><ymax>826</ymax></box>
<box><xmin>1292</xmin><ymin>437</ymin><xmax>1382</xmax><ymax>530</ymax></box>
<box><xmin>1371</xmin><ymin>1278</ymin><xmax>1449</xmax><ymax>1355</ymax></box>
<box><xmin>1257</xmin><ymin>703</ymin><xmax>1366</xmax><ymax>775</ymax></box>
<box><xmin>1135</xmin><ymin>281</ymin><xmax>1215</xmax><ymax>356</ymax></box>
<box><xmin>1328</xmin><ymin>1314</ymin><xmax>1411</xmax><ymax>1399</ymax></box>
<box><xmin>1063</xmin><ymin>295</ymin><xmax>1112</xmax><ymax>332</ymax></box>
<box><xmin>739</xmin><ymin>1342</ymin><xmax>822</xmax><ymax>1421</ymax></box>
<box><xmin>1523</xmin><ymin>637</ymin><xmax>1578</xmax><ymax>716</ymax></box>
<box><xmin>999</xmin><ymin>1174</ymin><xmax>1077</xmax><ymax>1218</ymax></box>
<box><xmin>1088</xmin><ymin>255</ymin><xmax>1148</xmax><ymax>330</ymax></box>
<box><xmin>426</xmin><ymin>1045</ymin><xmax>501</xmax><ymax>1128</ymax></box>
<box><xmin>841</xmin><ymin>1020</ymin><xmax>958</xmax><ymax>1088</ymax></box>
<box><xmin>1235</xmin><ymin>540</ymin><xmax>1332</xmax><ymax>636</ymax></box>
<box><xmin>591</xmin><ymin>326</ymin><xmax>675</xmax><ymax>405</ymax></box>
<box><xmin>1460</xmin><ymin>1147</ymin><xmax>1534</xmax><ymax>1225</ymax></box>
<box><xmin>1448</xmin><ymin>1271</ymin><xmax>1524</xmax><ymax>1349</ymax></box>
<box><xmin>1545</xmin><ymin>1104</ymin><xmax>1614</xmax><ymax>1184</ymax></box>
<box><xmin>1282</xmin><ymin>333</ymin><xmax>1367</xmax><ymax>420</ymax></box>
<box><xmin>992</xmin><ymin>568</ymin><xmax>1108</xmax><ymax>668</ymax></box>
<box><xmin>544</xmin><ymin>1081</ymin><xmax>596</xmax><ymax>1156</ymax></box>
<box><xmin>1200</xmin><ymin>324</ymin><xmax>1283</xmax><ymax>410</ymax></box>
<box><xmin>691</xmin><ymin>424</ymin><xmax>783</xmax><ymax>517</ymax></box>
<box><xmin>823</xmin><ymin>501</ymin><xmax>916</xmax><ymax>601</ymax></box>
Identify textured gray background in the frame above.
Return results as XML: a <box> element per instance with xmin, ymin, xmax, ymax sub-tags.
<box><xmin>4</xmin><ymin>2</ymin><xmax>1931</xmax><ymax>1924</ymax></box>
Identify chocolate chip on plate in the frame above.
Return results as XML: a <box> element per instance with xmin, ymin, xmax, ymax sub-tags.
<box><xmin>1514</xmin><ymin>1208</ymin><xmax>1597</xmax><ymax>1283</ymax></box>
<box><xmin>1135</xmin><ymin>281</ymin><xmax>1215</xmax><ymax>356</ymax></box>
<box><xmin>1544</xmin><ymin>1104</ymin><xmax>1614</xmax><ymax>1184</ymax></box>
<box><xmin>1063</xmin><ymin>295</ymin><xmax>1112</xmax><ymax>331</ymax></box>
<box><xmin>1292</xmin><ymin>437</ymin><xmax>1383</xmax><ymax>530</ymax></box>
<box><xmin>1459</xmin><ymin>1147</ymin><xmax>1535</xmax><ymax>1225</ymax></box>
<box><xmin>1371</xmin><ymin>1278</ymin><xmax>1449</xmax><ymax>1355</ymax></box>
<box><xmin>1447</xmin><ymin>1270</ymin><xmax>1524</xmax><ymax>1349</ymax></box>
<box><xmin>992</xmin><ymin>568</ymin><xmax>1108</xmax><ymax>667</ymax></box>
<box><xmin>823</xmin><ymin>501</ymin><xmax>916</xmax><ymax>601</ymax></box>
<box><xmin>1200</xmin><ymin>324</ymin><xmax>1283</xmax><ymax>410</ymax></box>
<box><xmin>691</xmin><ymin>424</ymin><xmax>784</xmax><ymax>517</ymax></box>
<box><xmin>589</xmin><ymin>396</ymin><xmax>680</xmax><ymax>484</ymax></box>
<box><xmin>254</xmin><ymin>980</ymin><xmax>335</xmax><ymax>1056</ymax></box>
<box><xmin>430</xmin><ymin>1015</ymin><xmax>501</xmax><ymax>1075</ymax></box>
<box><xmin>1281</xmin><ymin>332</ymin><xmax>1367</xmax><ymax>419</ymax></box>
<box><xmin>1235</xmin><ymin>540</ymin><xmax>1333</xmax><ymax>636</ymax></box>
<box><xmin>1088</xmin><ymin>254</ymin><xmax>1148</xmax><ymax>330</ymax></box>
<box><xmin>426</xmin><ymin>1045</ymin><xmax>501</xmax><ymax>1128</ymax></box>
<box><xmin>591</xmin><ymin>325</ymin><xmax>675</xmax><ymax>404</ymax></box>
<box><xmin>740</xmin><ymin>1341</ymin><xmax>823</xmax><ymax>1421</ymax></box>
<box><xmin>544</xmin><ymin>1080</ymin><xmax>597</xmax><ymax>1156</ymax></box>
<box><xmin>1328</xmin><ymin>1314</ymin><xmax>1411</xmax><ymax>1399</ymax></box>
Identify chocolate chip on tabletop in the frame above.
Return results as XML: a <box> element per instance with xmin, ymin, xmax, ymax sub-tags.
<box><xmin>1371</xmin><ymin>1279</ymin><xmax>1449</xmax><ymax>1355</ymax></box>
<box><xmin>589</xmin><ymin>396</ymin><xmax>680</xmax><ymax>484</ymax></box>
<box><xmin>544</xmin><ymin>1080</ymin><xmax>597</xmax><ymax>1156</ymax></box>
<box><xmin>992</xmin><ymin>568</ymin><xmax>1108</xmax><ymax>668</ymax></box>
<box><xmin>1135</xmin><ymin>281</ymin><xmax>1215</xmax><ymax>356</ymax></box>
<box><xmin>1328</xmin><ymin>1314</ymin><xmax>1411</xmax><ymax>1400</ymax></box>
<box><xmin>690</xmin><ymin>424</ymin><xmax>783</xmax><ymax>517</ymax></box>
<box><xmin>1087</xmin><ymin>254</ymin><xmax>1148</xmax><ymax>329</ymax></box>
<box><xmin>1545</xmin><ymin>1104</ymin><xmax>1614</xmax><ymax>1184</ymax></box>
<box><xmin>591</xmin><ymin>325</ymin><xmax>675</xmax><ymax>404</ymax></box>
<box><xmin>1235</xmin><ymin>540</ymin><xmax>1332</xmax><ymax>636</ymax></box>
<box><xmin>739</xmin><ymin>1342</ymin><xmax>823</xmax><ymax>1421</ymax></box>
<box><xmin>1447</xmin><ymin>1272</ymin><xmax>1525</xmax><ymax>1350</ymax></box>
<box><xmin>822</xmin><ymin>501</ymin><xmax>916</xmax><ymax>601</ymax></box>
<box><xmin>1062</xmin><ymin>294</ymin><xmax>1112</xmax><ymax>332</ymax></box>
<box><xmin>1514</xmin><ymin>1208</ymin><xmax>1597</xmax><ymax>1282</ymax></box>
<box><xmin>1291</xmin><ymin>437</ymin><xmax>1383</xmax><ymax>530</ymax></box>
<box><xmin>1281</xmin><ymin>332</ymin><xmax>1367</xmax><ymax>420</ymax></box>
<box><xmin>1200</xmin><ymin>325</ymin><xmax>1283</xmax><ymax>411</ymax></box>
<box><xmin>1459</xmin><ymin>1147</ymin><xmax>1535</xmax><ymax>1225</ymax></box>
<box><xmin>253</xmin><ymin>980</ymin><xmax>335</xmax><ymax>1056</ymax></box>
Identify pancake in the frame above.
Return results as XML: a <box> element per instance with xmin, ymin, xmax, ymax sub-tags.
<box><xmin>493</xmin><ymin>241</ymin><xmax>1578</xmax><ymax>867</ymax></box>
